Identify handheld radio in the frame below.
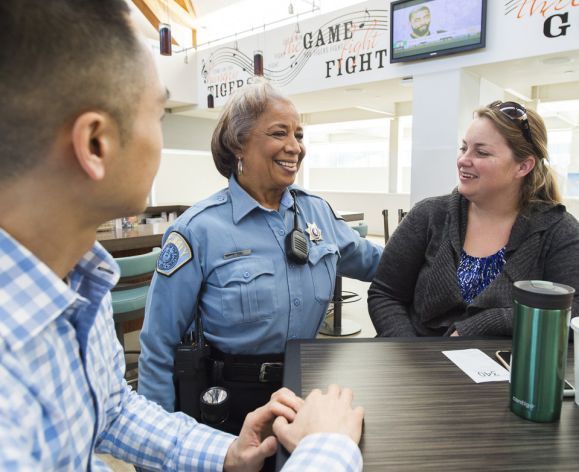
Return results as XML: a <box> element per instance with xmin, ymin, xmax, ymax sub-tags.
<box><xmin>174</xmin><ymin>318</ymin><xmax>210</xmax><ymax>420</ymax></box>
<box><xmin>285</xmin><ymin>190</ymin><xmax>309</xmax><ymax>264</ymax></box>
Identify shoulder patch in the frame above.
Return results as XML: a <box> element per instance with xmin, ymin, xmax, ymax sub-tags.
<box><xmin>157</xmin><ymin>231</ymin><xmax>193</xmax><ymax>276</ymax></box>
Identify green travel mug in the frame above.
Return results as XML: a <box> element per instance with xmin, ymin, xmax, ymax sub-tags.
<box><xmin>510</xmin><ymin>280</ymin><xmax>575</xmax><ymax>422</ymax></box>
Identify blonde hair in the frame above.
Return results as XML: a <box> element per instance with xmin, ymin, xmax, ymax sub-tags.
<box><xmin>475</xmin><ymin>102</ymin><xmax>561</xmax><ymax>207</ymax></box>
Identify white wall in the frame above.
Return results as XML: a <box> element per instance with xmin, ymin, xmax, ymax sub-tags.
<box><xmin>308</xmin><ymin>167</ymin><xmax>389</xmax><ymax>193</ymax></box>
<box><xmin>162</xmin><ymin>115</ymin><xmax>216</xmax><ymax>151</ymax></box>
<box><xmin>154</xmin><ymin>115</ymin><xmax>226</xmax><ymax>206</ymax></box>
<box><xmin>563</xmin><ymin>198</ymin><xmax>579</xmax><ymax>219</ymax></box>
<box><xmin>410</xmin><ymin>69</ymin><xmax>481</xmax><ymax>205</ymax></box>
<box><xmin>149</xmin><ymin>42</ymin><xmax>197</xmax><ymax>107</ymax></box>
<box><xmin>152</xmin><ymin>150</ymin><xmax>227</xmax><ymax>205</ymax></box>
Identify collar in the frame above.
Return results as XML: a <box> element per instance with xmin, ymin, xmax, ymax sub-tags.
<box><xmin>229</xmin><ymin>176</ymin><xmax>294</xmax><ymax>224</ymax></box>
<box><xmin>447</xmin><ymin>188</ymin><xmax>467</xmax><ymax>256</ymax></box>
<box><xmin>447</xmin><ymin>188</ymin><xmax>566</xmax><ymax>255</ymax></box>
<box><xmin>507</xmin><ymin>201</ymin><xmax>565</xmax><ymax>251</ymax></box>
<box><xmin>0</xmin><ymin>228</ymin><xmax>119</xmax><ymax>351</ymax></box>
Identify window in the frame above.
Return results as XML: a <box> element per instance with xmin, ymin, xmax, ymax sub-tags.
<box><xmin>304</xmin><ymin>118</ymin><xmax>390</xmax><ymax>192</ymax></box>
<box><xmin>548</xmin><ymin>129</ymin><xmax>573</xmax><ymax>196</ymax></box>
<box><xmin>538</xmin><ymin>100</ymin><xmax>578</xmax><ymax>198</ymax></box>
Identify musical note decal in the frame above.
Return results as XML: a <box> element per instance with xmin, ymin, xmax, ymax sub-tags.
<box><xmin>359</xmin><ymin>9</ymin><xmax>371</xmax><ymax>29</ymax></box>
<box><xmin>201</xmin><ymin>9</ymin><xmax>389</xmax><ymax>88</ymax></box>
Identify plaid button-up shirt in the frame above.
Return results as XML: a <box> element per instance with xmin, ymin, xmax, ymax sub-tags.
<box><xmin>0</xmin><ymin>228</ymin><xmax>361</xmax><ymax>471</ymax></box>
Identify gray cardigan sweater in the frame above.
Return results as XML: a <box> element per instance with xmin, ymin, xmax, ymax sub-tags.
<box><xmin>368</xmin><ymin>190</ymin><xmax>579</xmax><ymax>337</ymax></box>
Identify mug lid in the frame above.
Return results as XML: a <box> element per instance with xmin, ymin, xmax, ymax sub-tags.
<box><xmin>513</xmin><ymin>280</ymin><xmax>575</xmax><ymax>310</ymax></box>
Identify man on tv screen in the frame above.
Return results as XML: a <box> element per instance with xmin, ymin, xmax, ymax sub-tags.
<box><xmin>409</xmin><ymin>5</ymin><xmax>431</xmax><ymax>38</ymax></box>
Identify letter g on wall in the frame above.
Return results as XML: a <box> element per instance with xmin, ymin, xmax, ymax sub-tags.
<box><xmin>543</xmin><ymin>12</ymin><xmax>570</xmax><ymax>38</ymax></box>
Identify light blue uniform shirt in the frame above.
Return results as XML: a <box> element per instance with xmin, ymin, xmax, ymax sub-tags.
<box><xmin>139</xmin><ymin>177</ymin><xmax>382</xmax><ymax>411</ymax></box>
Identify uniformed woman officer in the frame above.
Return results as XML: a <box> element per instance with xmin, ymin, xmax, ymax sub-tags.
<box><xmin>138</xmin><ymin>80</ymin><xmax>382</xmax><ymax>433</ymax></box>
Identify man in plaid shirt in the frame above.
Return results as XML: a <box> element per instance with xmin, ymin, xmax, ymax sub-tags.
<box><xmin>0</xmin><ymin>0</ymin><xmax>364</xmax><ymax>470</ymax></box>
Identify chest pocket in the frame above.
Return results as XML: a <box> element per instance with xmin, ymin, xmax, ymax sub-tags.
<box><xmin>308</xmin><ymin>244</ymin><xmax>339</xmax><ymax>303</ymax></box>
<box><xmin>214</xmin><ymin>257</ymin><xmax>277</xmax><ymax>323</ymax></box>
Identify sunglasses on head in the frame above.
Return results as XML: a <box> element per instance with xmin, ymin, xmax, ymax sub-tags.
<box><xmin>489</xmin><ymin>100</ymin><xmax>534</xmax><ymax>146</ymax></box>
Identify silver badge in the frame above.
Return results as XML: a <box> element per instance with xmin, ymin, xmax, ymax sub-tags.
<box><xmin>306</xmin><ymin>222</ymin><xmax>323</xmax><ymax>243</ymax></box>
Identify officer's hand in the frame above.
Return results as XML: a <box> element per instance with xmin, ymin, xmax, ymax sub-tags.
<box><xmin>272</xmin><ymin>384</ymin><xmax>364</xmax><ymax>453</ymax></box>
<box><xmin>223</xmin><ymin>388</ymin><xmax>304</xmax><ymax>471</ymax></box>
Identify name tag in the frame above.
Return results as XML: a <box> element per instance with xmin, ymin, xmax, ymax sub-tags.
<box><xmin>223</xmin><ymin>249</ymin><xmax>252</xmax><ymax>260</ymax></box>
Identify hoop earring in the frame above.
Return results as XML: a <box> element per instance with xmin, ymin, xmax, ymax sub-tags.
<box><xmin>237</xmin><ymin>158</ymin><xmax>243</xmax><ymax>176</ymax></box>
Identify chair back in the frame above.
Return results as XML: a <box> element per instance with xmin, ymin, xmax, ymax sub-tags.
<box><xmin>398</xmin><ymin>209</ymin><xmax>408</xmax><ymax>223</ymax></box>
<box><xmin>112</xmin><ymin>247</ymin><xmax>160</xmax><ymax>347</ymax></box>
<box><xmin>352</xmin><ymin>222</ymin><xmax>368</xmax><ymax>238</ymax></box>
<box><xmin>382</xmin><ymin>209</ymin><xmax>389</xmax><ymax>244</ymax></box>
<box><xmin>114</xmin><ymin>247</ymin><xmax>161</xmax><ymax>290</ymax></box>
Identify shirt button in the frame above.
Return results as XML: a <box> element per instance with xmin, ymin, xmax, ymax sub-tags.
<box><xmin>217</xmin><ymin>195</ymin><xmax>225</xmax><ymax>201</ymax></box>
<box><xmin>293</xmin><ymin>298</ymin><xmax>301</xmax><ymax>306</ymax></box>
<box><xmin>279</xmin><ymin>229</ymin><xmax>285</xmax><ymax>236</ymax></box>
<box><xmin>243</xmin><ymin>271</ymin><xmax>250</xmax><ymax>278</ymax></box>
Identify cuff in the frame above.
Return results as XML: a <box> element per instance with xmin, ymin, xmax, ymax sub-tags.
<box><xmin>175</xmin><ymin>419</ymin><xmax>236</xmax><ymax>472</ymax></box>
<box><xmin>283</xmin><ymin>433</ymin><xmax>362</xmax><ymax>472</ymax></box>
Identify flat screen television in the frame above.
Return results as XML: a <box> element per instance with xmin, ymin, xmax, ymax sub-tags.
<box><xmin>390</xmin><ymin>0</ymin><xmax>487</xmax><ymax>63</ymax></box>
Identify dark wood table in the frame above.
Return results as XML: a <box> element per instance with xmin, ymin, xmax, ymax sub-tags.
<box><xmin>340</xmin><ymin>211</ymin><xmax>364</xmax><ymax>223</ymax></box>
<box><xmin>97</xmin><ymin>222</ymin><xmax>170</xmax><ymax>256</ymax></box>
<box><xmin>278</xmin><ymin>337</ymin><xmax>579</xmax><ymax>471</ymax></box>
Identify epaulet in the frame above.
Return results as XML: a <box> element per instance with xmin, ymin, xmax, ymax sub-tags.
<box><xmin>326</xmin><ymin>200</ymin><xmax>344</xmax><ymax>221</ymax></box>
<box><xmin>289</xmin><ymin>186</ymin><xmax>343</xmax><ymax>221</ymax></box>
<box><xmin>289</xmin><ymin>185</ymin><xmax>322</xmax><ymax>200</ymax></box>
<box><xmin>181</xmin><ymin>189</ymin><xmax>230</xmax><ymax>224</ymax></box>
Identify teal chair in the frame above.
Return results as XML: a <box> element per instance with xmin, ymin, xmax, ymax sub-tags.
<box><xmin>352</xmin><ymin>221</ymin><xmax>368</xmax><ymax>238</ymax></box>
<box><xmin>112</xmin><ymin>247</ymin><xmax>160</xmax><ymax>347</ymax></box>
<box><xmin>112</xmin><ymin>247</ymin><xmax>160</xmax><ymax>388</ymax></box>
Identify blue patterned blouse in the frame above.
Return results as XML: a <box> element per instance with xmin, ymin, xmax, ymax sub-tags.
<box><xmin>457</xmin><ymin>247</ymin><xmax>506</xmax><ymax>303</ymax></box>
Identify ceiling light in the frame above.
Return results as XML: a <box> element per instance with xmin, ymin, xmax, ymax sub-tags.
<box><xmin>159</xmin><ymin>23</ymin><xmax>172</xmax><ymax>56</ymax></box>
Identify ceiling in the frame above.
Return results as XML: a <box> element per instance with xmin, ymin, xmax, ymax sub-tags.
<box><xmin>131</xmin><ymin>1</ymin><xmax>579</xmax><ymax>125</ymax></box>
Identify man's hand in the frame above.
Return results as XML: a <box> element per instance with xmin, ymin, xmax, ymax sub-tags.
<box><xmin>272</xmin><ymin>384</ymin><xmax>364</xmax><ymax>453</ymax></box>
<box><xmin>223</xmin><ymin>388</ymin><xmax>304</xmax><ymax>472</ymax></box>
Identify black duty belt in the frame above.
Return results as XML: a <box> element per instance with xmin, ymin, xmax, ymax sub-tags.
<box><xmin>210</xmin><ymin>348</ymin><xmax>284</xmax><ymax>384</ymax></box>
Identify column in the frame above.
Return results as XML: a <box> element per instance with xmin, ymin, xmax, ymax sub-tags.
<box><xmin>410</xmin><ymin>69</ymin><xmax>481</xmax><ymax>205</ymax></box>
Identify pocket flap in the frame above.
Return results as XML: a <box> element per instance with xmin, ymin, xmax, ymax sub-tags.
<box><xmin>216</xmin><ymin>257</ymin><xmax>275</xmax><ymax>285</ymax></box>
<box><xmin>308</xmin><ymin>244</ymin><xmax>339</xmax><ymax>265</ymax></box>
